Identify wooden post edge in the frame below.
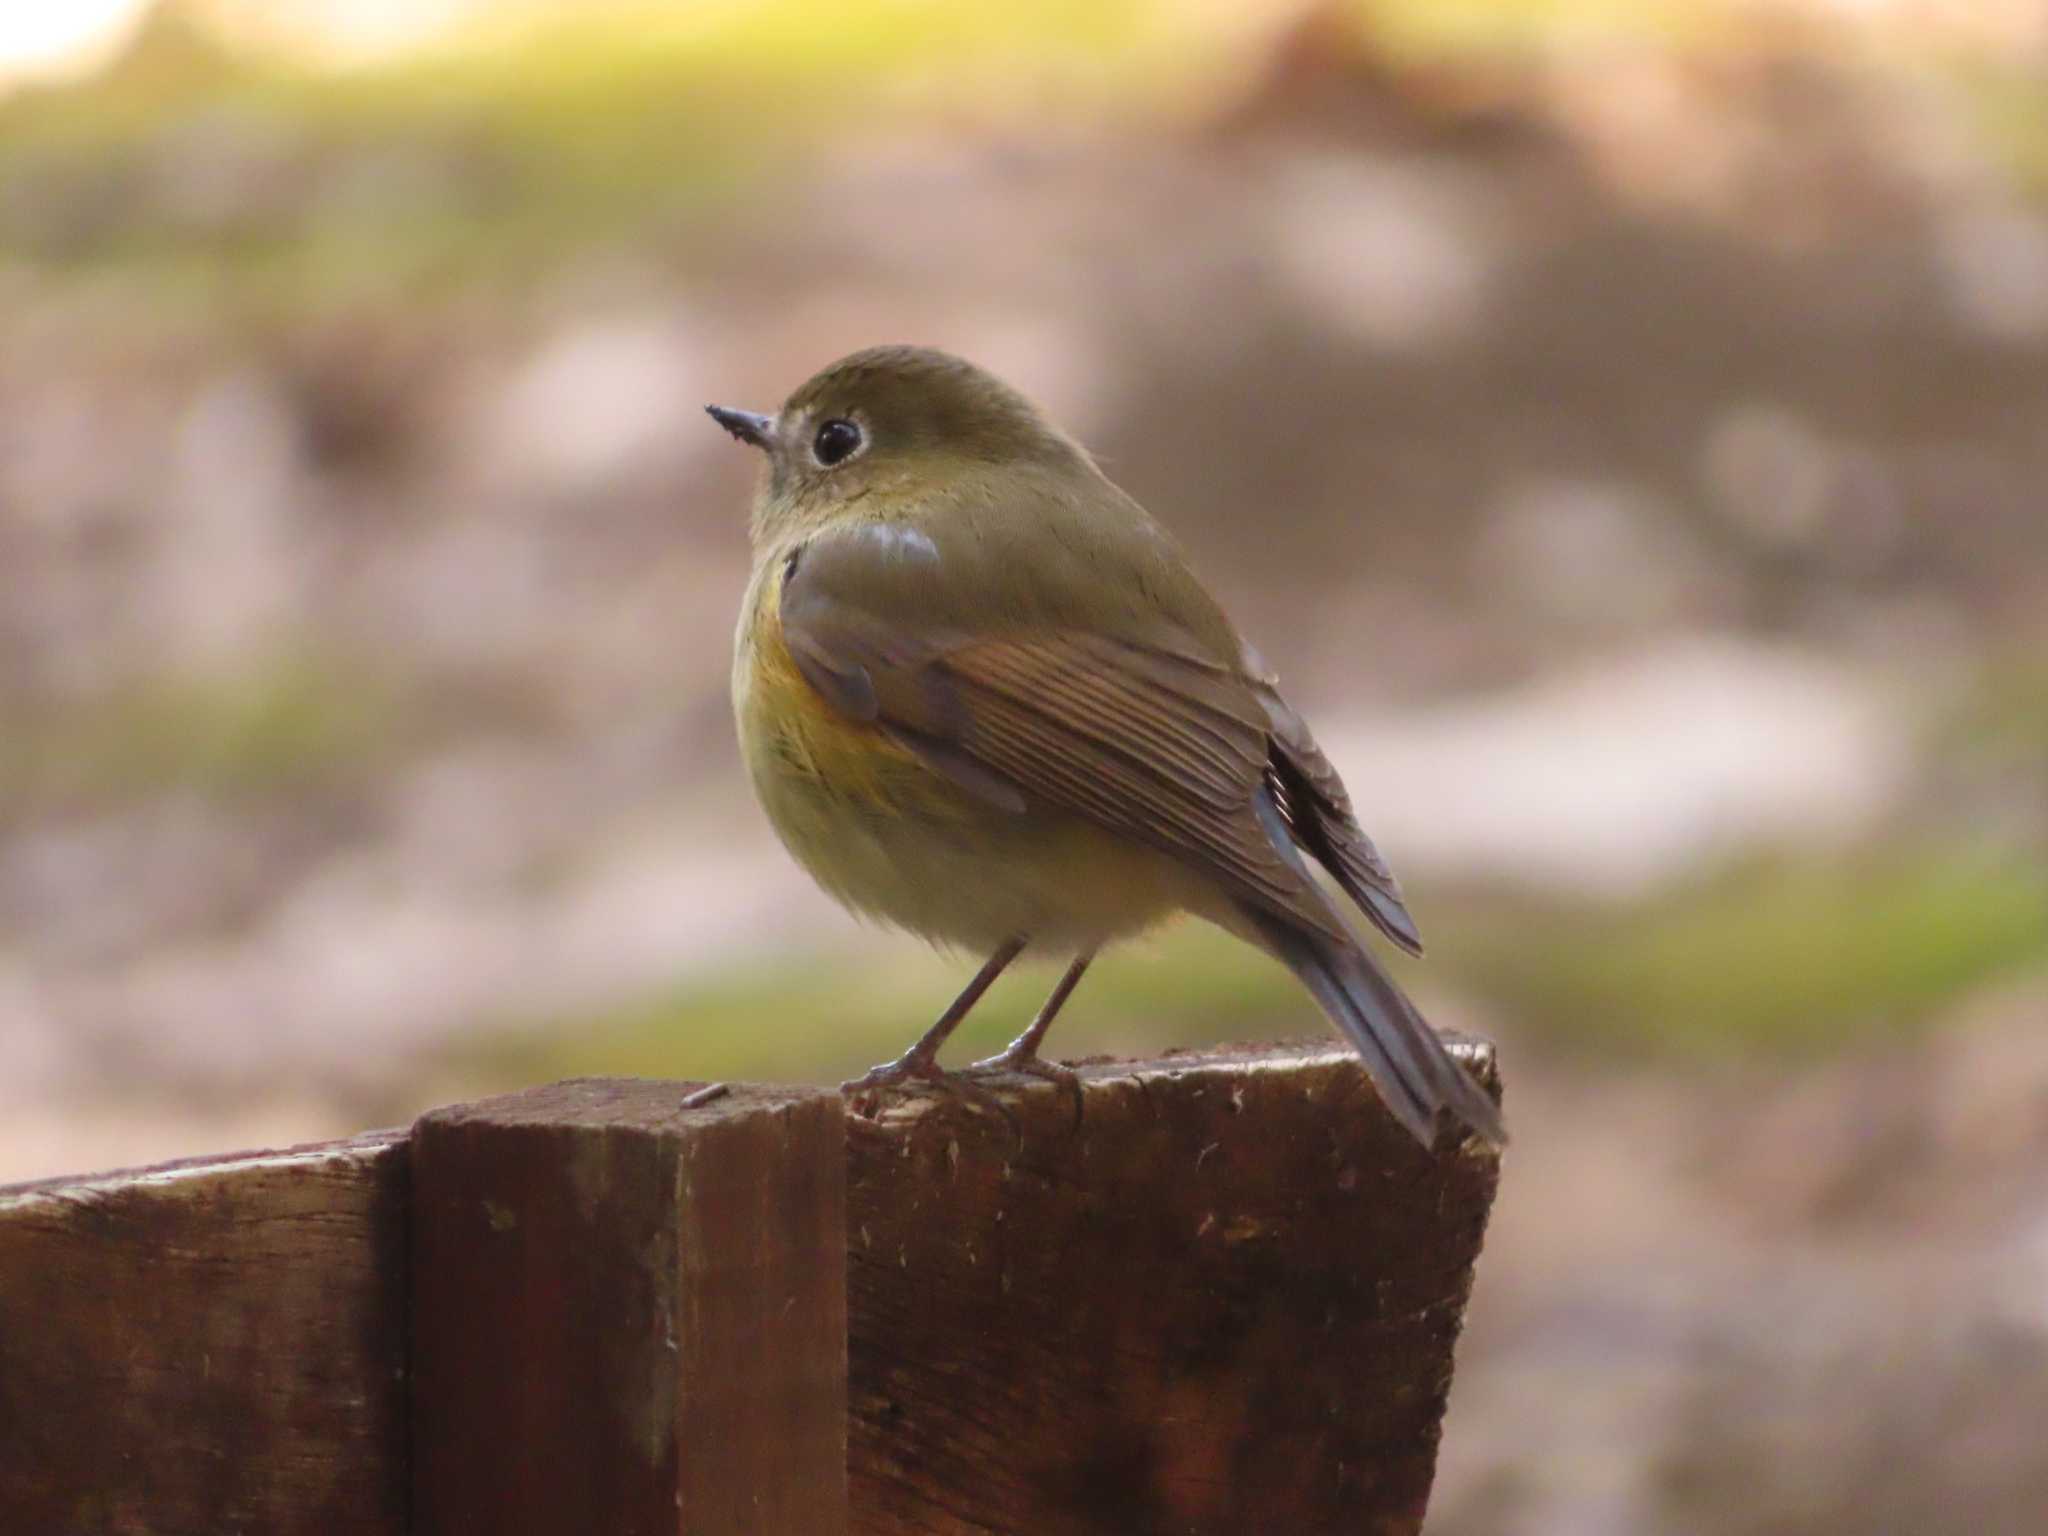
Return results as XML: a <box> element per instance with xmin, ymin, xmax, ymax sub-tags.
<box><xmin>408</xmin><ymin>1077</ymin><xmax>849</xmax><ymax>1536</ymax></box>
<box><xmin>0</xmin><ymin>1133</ymin><xmax>411</xmax><ymax>1534</ymax></box>
<box><xmin>0</xmin><ymin>1036</ymin><xmax>1504</xmax><ymax>1536</ymax></box>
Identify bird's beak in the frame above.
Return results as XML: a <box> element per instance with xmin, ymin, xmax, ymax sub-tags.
<box><xmin>705</xmin><ymin>405</ymin><xmax>775</xmax><ymax>450</ymax></box>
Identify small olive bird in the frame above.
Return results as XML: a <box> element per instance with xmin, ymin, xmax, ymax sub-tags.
<box><xmin>712</xmin><ymin>346</ymin><xmax>1502</xmax><ymax>1147</ymax></box>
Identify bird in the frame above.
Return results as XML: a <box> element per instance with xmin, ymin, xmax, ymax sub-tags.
<box><xmin>711</xmin><ymin>345</ymin><xmax>1502</xmax><ymax>1148</ymax></box>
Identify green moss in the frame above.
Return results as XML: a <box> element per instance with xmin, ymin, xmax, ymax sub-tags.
<box><xmin>440</xmin><ymin>839</ymin><xmax>2048</xmax><ymax>1095</ymax></box>
<box><xmin>1444</xmin><ymin>852</ymin><xmax>2048</xmax><ymax>1059</ymax></box>
<box><xmin>445</xmin><ymin>921</ymin><xmax>1306</xmax><ymax>1091</ymax></box>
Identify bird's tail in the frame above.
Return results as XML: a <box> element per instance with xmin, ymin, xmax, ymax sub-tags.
<box><xmin>1247</xmin><ymin>907</ymin><xmax>1505</xmax><ymax>1149</ymax></box>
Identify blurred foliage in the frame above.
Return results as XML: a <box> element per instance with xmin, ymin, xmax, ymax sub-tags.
<box><xmin>445</xmin><ymin>922</ymin><xmax>1307</xmax><ymax>1090</ymax></box>
<box><xmin>0</xmin><ymin>0</ymin><xmax>1224</xmax><ymax>309</ymax></box>
<box><xmin>0</xmin><ymin>653</ymin><xmax>404</xmax><ymax>819</ymax></box>
<box><xmin>7</xmin><ymin>0</ymin><xmax>2045</xmax><ymax>315</ymax></box>
<box><xmin>447</xmin><ymin>845</ymin><xmax>2048</xmax><ymax>1092</ymax></box>
<box><xmin>1958</xmin><ymin>60</ymin><xmax>2048</xmax><ymax>203</ymax></box>
<box><xmin>1939</xmin><ymin>657</ymin><xmax>2048</xmax><ymax>761</ymax></box>
<box><xmin>1451</xmin><ymin>852</ymin><xmax>2048</xmax><ymax>1059</ymax></box>
<box><xmin>1352</xmin><ymin>0</ymin><xmax>1735</xmax><ymax>58</ymax></box>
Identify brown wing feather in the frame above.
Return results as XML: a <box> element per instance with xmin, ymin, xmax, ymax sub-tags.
<box><xmin>1069</xmin><ymin>631</ymin><xmax>1425</xmax><ymax>954</ymax></box>
<box><xmin>778</xmin><ymin>542</ymin><xmax>1344</xmax><ymax>942</ymax></box>
<box><xmin>938</xmin><ymin>637</ymin><xmax>1339</xmax><ymax>936</ymax></box>
<box><xmin>1257</xmin><ymin>686</ymin><xmax>1425</xmax><ymax>956</ymax></box>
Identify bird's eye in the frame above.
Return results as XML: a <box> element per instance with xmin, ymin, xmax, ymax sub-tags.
<box><xmin>812</xmin><ymin>418</ymin><xmax>863</xmax><ymax>467</ymax></box>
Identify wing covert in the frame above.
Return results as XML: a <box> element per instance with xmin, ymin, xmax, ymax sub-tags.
<box><xmin>776</xmin><ymin>523</ymin><xmax>1345</xmax><ymax>939</ymax></box>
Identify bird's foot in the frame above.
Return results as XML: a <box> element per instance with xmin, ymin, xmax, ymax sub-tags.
<box><xmin>841</xmin><ymin>1047</ymin><xmax>1014</xmax><ymax>1128</ymax></box>
<box><xmin>964</xmin><ymin>1047</ymin><xmax>1084</xmax><ymax>1130</ymax></box>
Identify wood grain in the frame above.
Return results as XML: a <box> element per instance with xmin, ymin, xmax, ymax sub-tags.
<box><xmin>846</xmin><ymin>1039</ymin><xmax>1503</xmax><ymax>1535</ymax></box>
<box><xmin>0</xmin><ymin>1133</ymin><xmax>411</xmax><ymax>1535</ymax></box>
<box><xmin>409</xmin><ymin>1077</ymin><xmax>848</xmax><ymax>1536</ymax></box>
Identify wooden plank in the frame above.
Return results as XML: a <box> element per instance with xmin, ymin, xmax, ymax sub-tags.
<box><xmin>846</xmin><ymin>1039</ymin><xmax>1503</xmax><ymax>1535</ymax></box>
<box><xmin>410</xmin><ymin>1077</ymin><xmax>847</xmax><ymax>1536</ymax></box>
<box><xmin>0</xmin><ymin>1134</ymin><xmax>410</xmax><ymax>1536</ymax></box>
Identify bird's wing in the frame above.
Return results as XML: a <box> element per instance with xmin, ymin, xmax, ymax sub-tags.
<box><xmin>1253</xmin><ymin>681</ymin><xmax>1426</xmax><ymax>956</ymax></box>
<box><xmin>777</xmin><ymin>524</ymin><xmax>1346</xmax><ymax>943</ymax></box>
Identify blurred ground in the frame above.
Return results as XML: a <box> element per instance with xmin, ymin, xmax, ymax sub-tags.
<box><xmin>2</xmin><ymin>2</ymin><xmax>2045</xmax><ymax>1532</ymax></box>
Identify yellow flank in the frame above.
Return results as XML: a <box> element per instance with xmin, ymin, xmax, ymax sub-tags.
<box><xmin>736</xmin><ymin>556</ymin><xmax>968</xmax><ymax>822</ymax></box>
<box><xmin>737</xmin><ymin>544</ymin><xmax>991</xmax><ymax>831</ymax></box>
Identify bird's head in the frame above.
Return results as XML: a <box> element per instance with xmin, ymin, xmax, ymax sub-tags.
<box><xmin>707</xmin><ymin>345</ymin><xmax>1087</xmax><ymax>543</ymax></box>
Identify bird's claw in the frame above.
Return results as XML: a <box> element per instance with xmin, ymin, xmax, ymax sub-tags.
<box><xmin>840</xmin><ymin>1046</ymin><xmax>945</xmax><ymax>1100</ymax></box>
<box><xmin>841</xmin><ymin>1050</ymin><xmax>1016</xmax><ymax>1130</ymax></box>
<box><xmin>964</xmin><ymin>1049</ymin><xmax>1084</xmax><ymax>1130</ymax></box>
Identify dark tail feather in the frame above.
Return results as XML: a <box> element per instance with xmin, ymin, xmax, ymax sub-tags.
<box><xmin>1249</xmin><ymin>908</ymin><xmax>1506</xmax><ymax>1149</ymax></box>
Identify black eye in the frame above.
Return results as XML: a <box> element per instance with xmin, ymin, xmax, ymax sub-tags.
<box><xmin>812</xmin><ymin>418</ymin><xmax>862</xmax><ymax>467</ymax></box>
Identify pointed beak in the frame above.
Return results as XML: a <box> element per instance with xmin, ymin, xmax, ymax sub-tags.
<box><xmin>705</xmin><ymin>404</ymin><xmax>775</xmax><ymax>450</ymax></box>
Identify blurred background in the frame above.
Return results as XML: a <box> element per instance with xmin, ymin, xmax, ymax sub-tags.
<box><xmin>3</xmin><ymin>0</ymin><xmax>2046</xmax><ymax>1529</ymax></box>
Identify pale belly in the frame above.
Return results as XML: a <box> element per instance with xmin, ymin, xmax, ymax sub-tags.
<box><xmin>732</xmin><ymin>568</ymin><xmax>1193</xmax><ymax>955</ymax></box>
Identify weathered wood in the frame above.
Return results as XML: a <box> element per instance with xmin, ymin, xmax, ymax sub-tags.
<box><xmin>0</xmin><ymin>1134</ymin><xmax>410</xmax><ymax>1536</ymax></box>
<box><xmin>846</xmin><ymin>1038</ymin><xmax>1502</xmax><ymax>1535</ymax></box>
<box><xmin>410</xmin><ymin>1077</ymin><xmax>848</xmax><ymax>1536</ymax></box>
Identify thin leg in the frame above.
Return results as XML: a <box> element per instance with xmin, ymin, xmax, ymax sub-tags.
<box><xmin>966</xmin><ymin>953</ymin><xmax>1092</xmax><ymax>1127</ymax></box>
<box><xmin>973</xmin><ymin>953</ymin><xmax>1092</xmax><ymax>1072</ymax></box>
<box><xmin>841</xmin><ymin>936</ymin><xmax>1026</xmax><ymax>1099</ymax></box>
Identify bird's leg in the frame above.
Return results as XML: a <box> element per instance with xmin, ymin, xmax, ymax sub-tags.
<box><xmin>841</xmin><ymin>936</ymin><xmax>1026</xmax><ymax>1103</ymax></box>
<box><xmin>970</xmin><ymin>952</ymin><xmax>1091</xmax><ymax>1073</ymax></box>
<box><xmin>967</xmin><ymin>953</ymin><xmax>1092</xmax><ymax>1125</ymax></box>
